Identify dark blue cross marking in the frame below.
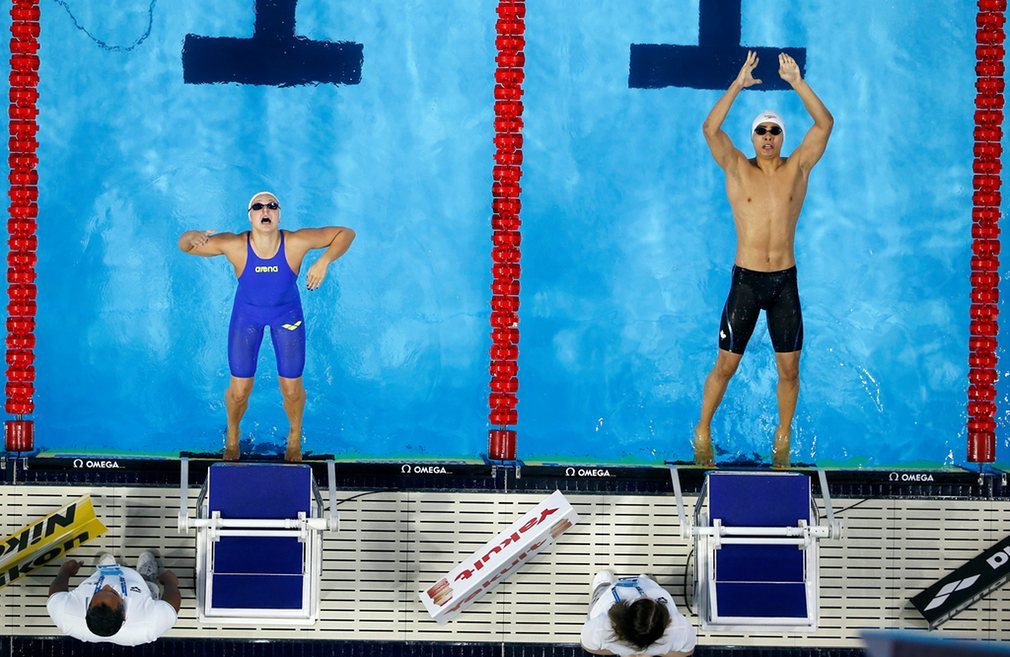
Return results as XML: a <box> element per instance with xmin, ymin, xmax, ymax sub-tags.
<box><xmin>629</xmin><ymin>0</ymin><xmax>805</xmax><ymax>90</ymax></box>
<box><xmin>183</xmin><ymin>0</ymin><xmax>363</xmax><ymax>86</ymax></box>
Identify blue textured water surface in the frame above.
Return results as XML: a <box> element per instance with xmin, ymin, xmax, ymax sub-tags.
<box><xmin>19</xmin><ymin>1</ymin><xmax>981</xmax><ymax>466</ymax></box>
<box><xmin>519</xmin><ymin>0</ymin><xmax>975</xmax><ymax>467</ymax></box>
<box><xmin>33</xmin><ymin>1</ymin><xmax>495</xmax><ymax>459</ymax></box>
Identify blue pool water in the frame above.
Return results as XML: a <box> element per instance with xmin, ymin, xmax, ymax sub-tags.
<box><xmin>7</xmin><ymin>1</ymin><xmax>989</xmax><ymax>466</ymax></box>
<box><xmin>519</xmin><ymin>0</ymin><xmax>977</xmax><ymax>467</ymax></box>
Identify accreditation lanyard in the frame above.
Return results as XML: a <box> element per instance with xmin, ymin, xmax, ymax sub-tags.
<box><xmin>92</xmin><ymin>564</ymin><xmax>129</xmax><ymax>600</ymax></box>
<box><xmin>611</xmin><ymin>577</ymin><xmax>646</xmax><ymax>603</ymax></box>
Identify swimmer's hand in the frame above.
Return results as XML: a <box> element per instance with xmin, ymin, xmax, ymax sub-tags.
<box><xmin>183</xmin><ymin>230</ymin><xmax>215</xmax><ymax>252</ymax></box>
<box><xmin>778</xmin><ymin>53</ymin><xmax>802</xmax><ymax>86</ymax></box>
<box><xmin>735</xmin><ymin>50</ymin><xmax>761</xmax><ymax>88</ymax></box>
<box><xmin>306</xmin><ymin>259</ymin><xmax>329</xmax><ymax>291</ymax></box>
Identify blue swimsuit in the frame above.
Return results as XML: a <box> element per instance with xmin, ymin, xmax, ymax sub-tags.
<box><xmin>228</xmin><ymin>231</ymin><xmax>305</xmax><ymax>378</ymax></box>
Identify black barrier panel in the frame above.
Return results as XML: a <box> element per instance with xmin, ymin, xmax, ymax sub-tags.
<box><xmin>2</xmin><ymin>456</ymin><xmax>1003</xmax><ymax>501</ymax></box>
<box><xmin>513</xmin><ymin>464</ymin><xmax>681</xmax><ymax>495</ymax></box>
<box><xmin>807</xmin><ymin>468</ymin><xmax>991</xmax><ymax>500</ymax></box>
<box><xmin>4</xmin><ymin>455</ymin><xmax>502</xmax><ymax>491</ymax></box>
<box><xmin>910</xmin><ymin>533</ymin><xmax>1010</xmax><ymax>628</ymax></box>
<box><xmin>6</xmin><ymin>637</ymin><xmax>866</xmax><ymax>657</ymax></box>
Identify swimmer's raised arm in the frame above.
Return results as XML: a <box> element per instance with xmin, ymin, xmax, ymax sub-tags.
<box><xmin>779</xmin><ymin>53</ymin><xmax>833</xmax><ymax>171</ymax></box>
<box><xmin>702</xmin><ymin>51</ymin><xmax>758</xmax><ymax>171</ymax></box>
<box><xmin>288</xmin><ymin>226</ymin><xmax>355</xmax><ymax>290</ymax></box>
<box><xmin>178</xmin><ymin>230</ymin><xmax>241</xmax><ymax>256</ymax></box>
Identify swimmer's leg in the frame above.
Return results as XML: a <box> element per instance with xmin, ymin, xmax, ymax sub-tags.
<box><xmin>224</xmin><ymin>376</ymin><xmax>255</xmax><ymax>461</ymax></box>
<box><xmin>767</xmin><ymin>269</ymin><xmax>802</xmax><ymax>468</ymax></box>
<box><xmin>695</xmin><ymin>269</ymin><xmax>759</xmax><ymax>465</ymax></box>
<box><xmin>772</xmin><ymin>350</ymin><xmax>801</xmax><ymax>468</ymax></box>
<box><xmin>278</xmin><ymin>376</ymin><xmax>305</xmax><ymax>462</ymax></box>
<box><xmin>226</xmin><ymin>302</ymin><xmax>266</xmax><ymax>461</ymax></box>
<box><xmin>694</xmin><ymin>349</ymin><xmax>743</xmax><ymax>466</ymax></box>
<box><xmin>269</xmin><ymin>308</ymin><xmax>306</xmax><ymax>462</ymax></box>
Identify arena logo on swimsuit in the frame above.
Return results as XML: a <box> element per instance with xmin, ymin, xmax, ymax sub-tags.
<box><xmin>254</xmin><ymin>266</ymin><xmax>279</xmax><ymax>273</ymax></box>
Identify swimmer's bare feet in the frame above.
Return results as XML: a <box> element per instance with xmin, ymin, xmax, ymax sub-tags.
<box><xmin>772</xmin><ymin>428</ymin><xmax>791</xmax><ymax>468</ymax></box>
<box><xmin>224</xmin><ymin>425</ymin><xmax>241</xmax><ymax>461</ymax></box>
<box><xmin>693</xmin><ymin>425</ymin><xmax>715</xmax><ymax>466</ymax></box>
<box><xmin>223</xmin><ymin>444</ymin><xmax>240</xmax><ymax>461</ymax></box>
<box><xmin>284</xmin><ymin>433</ymin><xmax>302</xmax><ymax>463</ymax></box>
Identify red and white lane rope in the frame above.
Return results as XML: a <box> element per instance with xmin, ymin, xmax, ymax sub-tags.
<box><xmin>488</xmin><ymin>0</ymin><xmax>524</xmax><ymax>461</ymax></box>
<box><xmin>5</xmin><ymin>0</ymin><xmax>40</xmax><ymax>452</ymax></box>
<box><xmin>968</xmin><ymin>0</ymin><xmax>1005</xmax><ymax>463</ymax></box>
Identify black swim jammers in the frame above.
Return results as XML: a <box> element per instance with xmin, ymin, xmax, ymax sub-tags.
<box><xmin>718</xmin><ymin>265</ymin><xmax>803</xmax><ymax>354</ymax></box>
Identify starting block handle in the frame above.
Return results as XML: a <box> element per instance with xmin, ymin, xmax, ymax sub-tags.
<box><xmin>719</xmin><ymin>526</ymin><xmax>807</xmax><ymax>537</ymax></box>
<box><xmin>816</xmin><ymin>469</ymin><xmax>842</xmax><ymax>539</ymax></box>
<box><xmin>327</xmin><ymin>460</ymin><xmax>339</xmax><ymax>532</ymax></box>
<box><xmin>719</xmin><ymin>537</ymin><xmax>808</xmax><ymax>546</ymax></box>
<box><xmin>178</xmin><ymin>457</ymin><xmax>190</xmax><ymax>532</ymax></box>
<box><xmin>669</xmin><ymin>467</ymin><xmax>690</xmax><ymax>539</ymax></box>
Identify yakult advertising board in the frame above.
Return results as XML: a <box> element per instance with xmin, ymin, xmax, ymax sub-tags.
<box><xmin>419</xmin><ymin>489</ymin><xmax>577</xmax><ymax>623</ymax></box>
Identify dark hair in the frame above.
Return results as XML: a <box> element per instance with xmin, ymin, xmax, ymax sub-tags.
<box><xmin>86</xmin><ymin>602</ymin><xmax>125</xmax><ymax>637</ymax></box>
<box><xmin>608</xmin><ymin>598</ymin><xmax>671</xmax><ymax>651</ymax></box>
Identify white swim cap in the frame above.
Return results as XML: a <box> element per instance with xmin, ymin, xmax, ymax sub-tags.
<box><xmin>752</xmin><ymin>110</ymin><xmax>785</xmax><ymax>138</ymax></box>
<box><xmin>247</xmin><ymin>191</ymin><xmax>279</xmax><ymax>211</ymax></box>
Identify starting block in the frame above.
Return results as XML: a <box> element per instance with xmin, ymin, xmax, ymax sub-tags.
<box><xmin>178</xmin><ymin>459</ymin><xmax>338</xmax><ymax>625</ymax></box>
<box><xmin>671</xmin><ymin>469</ymin><xmax>842</xmax><ymax>632</ymax></box>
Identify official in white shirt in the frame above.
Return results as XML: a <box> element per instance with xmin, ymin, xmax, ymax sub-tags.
<box><xmin>47</xmin><ymin>553</ymin><xmax>180</xmax><ymax>646</ymax></box>
<box><xmin>580</xmin><ymin>572</ymin><xmax>696</xmax><ymax>657</ymax></box>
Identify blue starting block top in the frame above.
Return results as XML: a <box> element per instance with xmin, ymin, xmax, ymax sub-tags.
<box><xmin>717</xmin><ymin>544</ymin><xmax>804</xmax><ymax>582</ymax></box>
<box><xmin>212</xmin><ymin>572</ymin><xmax>304</xmax><ymax>610</ymax></box>
<box><xmin>208</xmin><ymin>463</ymin><xmax>312</xmax><ymax>519</ymax></box>
<box><xmin>212</xmin><ymin>536</ymin><xmax>305</xmax><ymax>610</ymax></box>
<box><xmin>715</xmin><ymin>544</ymin><xmax>808</xmax><ymax>618</ymax></box>
<box><xmin>192</xmin><ymin>462</ymin><xmax>326</xmax><ymax>623</ymax></box>
<box><xmin>709</xmin><ymin>472</ymin><xmax>810</xmax><ymax>527</ymax></box>
<box><xmin>215</xmin><ymin>536</ymin><xmax>303</xmax><ymax>575</ymax></box>
<box><xmin>707</xmin><ymin>472</ymin><xmax>812</xmax><ymax>621</ymax></box>
<box><xmin>715</xmin><ymin>579</ymin><xmax>808</xmax><ymax>618</ymax></box>
<box><xmin>206</xmin><ymin>466</ymin><xmax>311</xmax><ymax>612</ymax></box>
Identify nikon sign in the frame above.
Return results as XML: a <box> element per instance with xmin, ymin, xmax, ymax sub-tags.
<box><xmin>0</xmin><ymin>496</ymin><xmax>108</xmax><ymax>589</ymax></box>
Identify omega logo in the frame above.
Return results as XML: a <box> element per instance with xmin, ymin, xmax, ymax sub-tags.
<box><xmin>401</xmin><ymin>464</ymin><xmax>448</xmax><ymax>474</ymax></box>
<box><xmin>888</xmin><ymin>472</ymin><xmax>935</xmax><ymax>482</ymax></box>
<box><xmin>564</xmin><ymin>467</ymin><xmax>613</xmax><ymax>477</ymax></box>
<box><xmin>72</xmin><ymin>459</ymin><xmax>121</xmax><ymax>469</ymax></box>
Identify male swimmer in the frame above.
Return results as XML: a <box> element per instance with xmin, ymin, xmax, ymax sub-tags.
<box><xmin>693</xmin><ymin>52</ymin><xmax>833</xmax><ymax>468</ymax></box>
<box><xmin>178</xmin><ymin>192</ymin><xmax>355</xmax><ymax>462</ymax></box>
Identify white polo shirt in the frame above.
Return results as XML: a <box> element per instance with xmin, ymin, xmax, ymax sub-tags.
<box><xmin>580</xmin><ymin>575</ymin><xmax>696</xmax><ymax>656</ymax></box>
<box><xmin>47</xmin><ymin>565</ymin><xmax>177</xmax><ymax>646</ymax></box>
